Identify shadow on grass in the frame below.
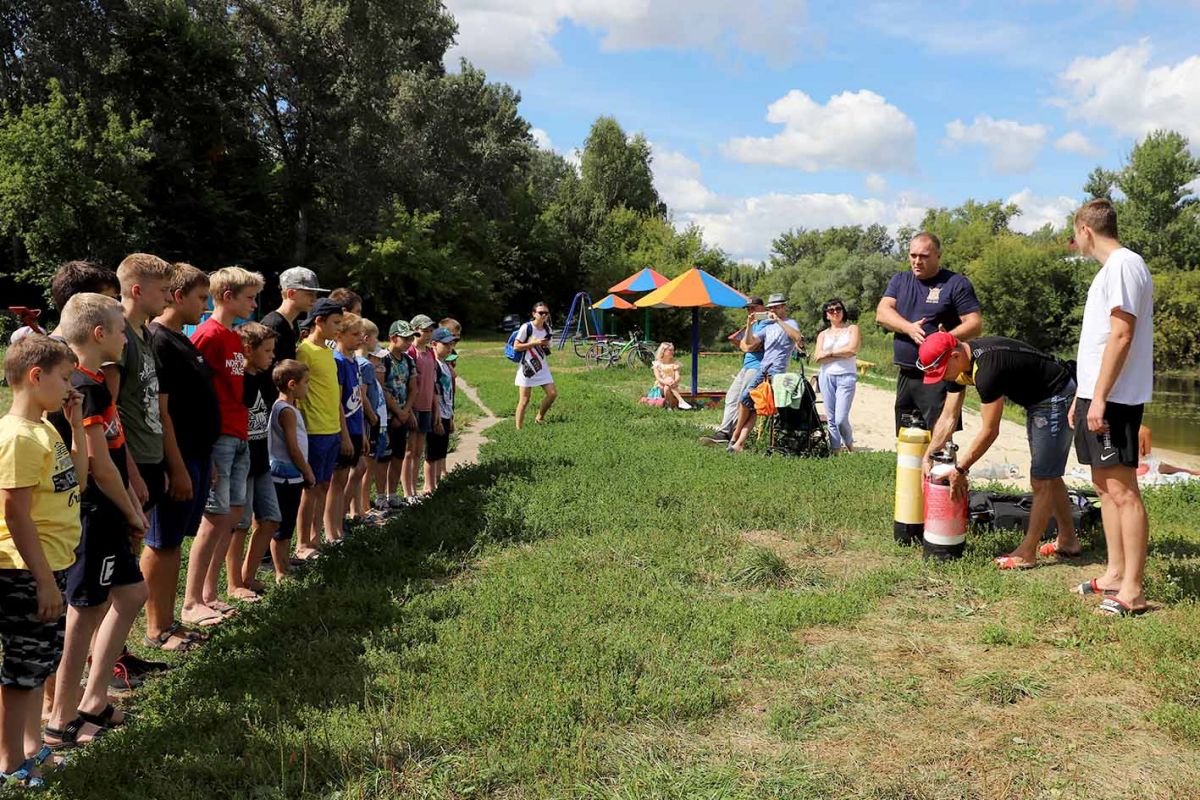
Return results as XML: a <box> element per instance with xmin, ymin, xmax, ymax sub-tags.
<box><xmin>51</xmin><ymin>458</ymin><xmax>536</xmax><ymax>800</ymax></box>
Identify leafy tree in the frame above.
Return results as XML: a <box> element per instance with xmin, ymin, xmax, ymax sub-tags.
<box><xmin>0</xmin><ymin>79</ymin><xmax>149</xmax><ymax>287</ymax></box>
<box><xmin>1153</xmin><ymin>271</ymin><xmax>1200</xmax><ymax>368</ymax></box>
<box><xmin>918</xmin><ymin>199</ymin><xmax>1021</xmax><ymax>269</ymax></box>
<box><xmin>578</xmin><ymin>116</ymin><xmax>663</xmax><ymax>224</ymax></box>
<box><xmin>769</xmin><ymin>224</ymin><xmax>893</xmax><ymax>268</ymax></box>
<box><xmin>1111</xmin><ymin>130</ymin><xmax>1200</xmax><ymax>270</ymax></box>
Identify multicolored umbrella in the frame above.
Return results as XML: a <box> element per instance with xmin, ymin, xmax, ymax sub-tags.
<box><xmin>635</xmin><ymin>268</ymin><xmax>749</xmax><ymax>396</ymax></box>
<box><xmin>609</xmin><ymin>268</ymin><xmax>669</xmax><ymax>338</ymax></box>
<box><xmin>591</xmin><ymin>294</ymin><xmax>636</xmax><ymax>310</ymax></box>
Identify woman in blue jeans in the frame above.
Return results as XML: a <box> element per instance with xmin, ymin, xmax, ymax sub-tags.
<box><xmin>814</xmin><ymin>299</ymin><xmax>860</xmax><ymax>453</ymax></box>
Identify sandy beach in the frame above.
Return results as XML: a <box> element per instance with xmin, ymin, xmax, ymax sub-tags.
<box><xmin>843</xmin><ymin>380</ymin><xmax>1200</xmax><ymax>489</ymax></box>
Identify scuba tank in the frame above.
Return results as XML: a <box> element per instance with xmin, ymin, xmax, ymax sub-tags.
<box><xmin>923</xmin><ymin>442</ymin><xmax>968</xmax><ymax>560</ymax></box>
<box><xmin>893</xmin><ymin>412</ymin><xmax>930</xmax><ymax>545</ymax></box>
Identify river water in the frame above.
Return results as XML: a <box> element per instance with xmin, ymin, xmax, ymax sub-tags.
<box><xmin>1145</xmin><ymin>374</ymin><xmax>1200</xmax><ymax>456</ymax></box>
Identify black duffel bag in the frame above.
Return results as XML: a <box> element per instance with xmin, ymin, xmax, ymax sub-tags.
<box><xmin>968</xmin><ymin>489</ymin><xmax>1101</xmax><ymax>538</ymax></box>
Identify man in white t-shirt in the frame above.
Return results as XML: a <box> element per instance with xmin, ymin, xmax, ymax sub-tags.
<box><xmin>1069</xmin><ymin>198</ymin><xmax>1154</xmax><ymax>617</ymax></box>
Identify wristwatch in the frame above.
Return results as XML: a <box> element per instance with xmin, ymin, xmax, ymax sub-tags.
<box><xmin>954</xmin><ymin>465</ymin><xmax>969</xmax><ymax>476</ymax></box>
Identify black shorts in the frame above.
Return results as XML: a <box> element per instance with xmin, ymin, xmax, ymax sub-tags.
<box><xmin>425</xmin><ymin>418</ymin><xmax>453</xmax><ymax>462</ymax></box>
<box><xmin>137</xmin><ymin>459</ymin><xmax>167</xmax><ymax>512</ymax></box>
<box><xmin>1074</xmin><ymin>398</ymin><xmax>1143</xmax><ymax>469</ymax></box>
<box><xmin>388</xmin><ymin>424</ymin><xmax>409</xmax><ymax>461</ymax></box>
<box><xmin>335</xmin><ymin>435</ymin><xmax>364</xmax><ymax>469</ymax></box>
<box><xmin>0</xmin><ymin>569</ymin><xmax>67</xmax><ymax>688</ymax></box>
<box><xmin>66</xmin><ymin>505</ymin><xmax>144</xmax><ymax>608</ymax></box>
<box><xmin>272</xmin><ymin>481</ymin><xmax>304</xmax><ymax>541</ymax></box>
<box><xmin>895</xmin><ymin>368</ymin><xmax>962</xmax><ymax>434</ymax></box>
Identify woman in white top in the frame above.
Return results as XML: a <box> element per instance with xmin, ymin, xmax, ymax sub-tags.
<box><xmin>513</xmin><ymin>301</ymin><xmax>558</xmax><ymax>429</ymax></box>
<box><xmin>814</xmin><ymin>298</ymin><xmax>860</xmax><ymax>453</ymax></box>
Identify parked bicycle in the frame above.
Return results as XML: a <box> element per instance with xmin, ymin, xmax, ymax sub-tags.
<box><xmin>584</xmin><ymin>328</ymin><xmax>655</xmax><ymax>369</ymax></box>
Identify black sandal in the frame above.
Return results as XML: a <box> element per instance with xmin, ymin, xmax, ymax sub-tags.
<box><xmin>78</xmin><ymin>704</ymin><xmax>126</xmax><ymax>729</ymax></box>
<box><xmin>43</xmin><ymin>717</ymin><xmax>104</xmax><ymax>750</ymax></box>
<box><xmin>143</xmin><ymin>622</ymin><xmax>204</xmax><ymax>652</ymax></box>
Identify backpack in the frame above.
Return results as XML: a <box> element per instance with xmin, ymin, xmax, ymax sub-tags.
<box><xmin>505</xmin><ymin>323</ymin><xmax>534</xmax><ymax>363</ymax></box>
<box><xmin>968</xmin><ymin>490</ymin><xmax>1101</xmax><ymax>538</ymax></box>
<box><xmin>749</xmin><ymin>378</ymin><xmax>776</xmax><ymax>416</ymax></box>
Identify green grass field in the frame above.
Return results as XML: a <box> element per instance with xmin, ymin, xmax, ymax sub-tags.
<box><xmin>19</xmin><ymin>339</ymin><xmax>1200</xmax><ymax>798</ymax></box>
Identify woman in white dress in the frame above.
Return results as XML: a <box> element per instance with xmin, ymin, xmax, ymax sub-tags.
<box><xmin>514</xmin><ymin>301</ymin><xmax>558</xmax><ymax>429</ymax></box>
<box><xmin>814</xmin><ymin>298</ymin><xmax>860</xmax><ymax>453</ymax></box>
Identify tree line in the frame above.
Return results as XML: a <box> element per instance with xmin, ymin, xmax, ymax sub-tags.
<box><xmin>1</xmin><ymin>3</ymin><xmax>1197</xmax><ymax>368</ymax></box>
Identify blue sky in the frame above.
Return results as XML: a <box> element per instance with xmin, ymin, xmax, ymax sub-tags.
<box><xmin>444</xmin><ymin>1</ymin><xmax>1200</xmax><ymax>261</ymax></box>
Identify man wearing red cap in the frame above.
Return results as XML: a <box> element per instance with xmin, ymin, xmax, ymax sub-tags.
<box><xmin>875</xmin><ymin>232</ymin><xmax>982</xmax><ymax>433</ymax></box>
<box><xmin>917</xmin><ymin>332</ymin><xmax>1078</xmax><ymax>570</ymax></box>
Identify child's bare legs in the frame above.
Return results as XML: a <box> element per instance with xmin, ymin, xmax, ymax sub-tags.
<box><xmin>47</xmin><ymin>604</ymin><xmax>107</xmax><ymax>744</ymax></box>
<box><xmin>297</xmin><ymin>484</ymin><xmax>326</xmax><ymax>558</ymax></box>
<box><xmin>423</xmin><ymin>459</ymin><xmax>438</xmax><ymax>495</ymax></box>
<box><xmin>404</xmin><ymin>433</ymin><xmax>425</xmax><ymax>497</ymax></box>
<box><xmin>325</xmin><ymin>467</ymin><xmax>351</xmax><ymax>541</ymax></box>
<box><xmin>515</xmin><ymin>387</ymin><xmax>532</xmax><ymax>430</ymax></box>
<box><xmin>387</xmin><ymin>456</ymin><xmax>402</xmax><ymax>499</ymax></box>
<box><xmin>183</xmin><ymin>515</ymin><xmax>223</xmax><ymax>623</ymax></box>
<box><xmin>224</xmin><ymin>524</ymin><xmax>257</xmax><ymax>598</ymax></box>
<box><xmin>1</xmin><ymin>686</ymin><xmax>45</xmax><ymax>773</ymax></box>
<box><xmin>141</xmin><ymin>545</ymin><xmax>183</xmax><ymax>644</ymax></box>
<box><xmin>203</xmin><ymin>507</ymin><xmax>242</xmax><ymax>606</ymax></box>
<box><xmin>78</xmin><ymin>581</ymin><xmax>146</xmax><ymax>723</ymax></box>
<box><xmin>347</xmin><ymin>459</ymin><xmax>367</xmax><ymax>518</ymax></box>
<box><xmin>242</xmin><ymin>520</ymin><xmax>277</xmax><ymax>591</ymax></box>
<box><xmin>372</xmin><ymin>460</ymin><xmax>388</xmax><ymax>506</ymax></box>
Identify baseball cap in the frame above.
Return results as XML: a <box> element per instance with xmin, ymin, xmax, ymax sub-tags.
<box><xmin>388</xmin><ymin>320</ymin><xmax>414</xmax><ymax>338</ymax></box>
<box><xmin>310</xmin><ymin>297</ymin><xmax>344</xmax><ymax>320</ymax></box>
<box><xmin>431</xmin><ymin>327</ymin><xmax>458</xmax><ymax>344</ymax></box>
<box><xmin>766</xmin><ymin>292</ymin><xmax>787</xmax><ymax>307</ymax></box>
<box><xmin>410</xmin><ymin>314</ymin><xmax>435</xmax><ymax>331</ymax></box>
<box><xmin>279</xmin><ymin>267</ymin><xmax>330</xmax><ymax>293</ymax></box>
<box><xmin>916</xmin><ymin>331</ymin><xmax>959</xmax><ymax>384</ymax></box>
<box><xmin>747</xmin><ymin>296</ymin><xmax>765</xmax><ymax>307</ymax></box>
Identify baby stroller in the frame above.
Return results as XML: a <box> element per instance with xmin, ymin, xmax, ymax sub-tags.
<box><xmin>762</xmin><ymin>365</ymin><xmax>831</xmax><ymax>458</ymax></box>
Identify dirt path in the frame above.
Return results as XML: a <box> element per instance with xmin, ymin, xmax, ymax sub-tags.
<box><xmin>447</xmin><ymin>377</ymin><xmax>501</xmax><ymax>471</ymax></box>
<box><xmin>845</xmin><ymin>380</ymin><xmax>1200</xmax><ymax>489</ymax></box>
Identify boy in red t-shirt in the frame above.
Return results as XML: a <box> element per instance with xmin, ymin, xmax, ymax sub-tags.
<box><xmin>182</xmin><ymin>267</ymin><xmax>262</xmax><ymax>628</ymax></box>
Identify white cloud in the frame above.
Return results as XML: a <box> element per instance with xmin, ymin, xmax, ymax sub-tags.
<box><xmin>722</xmin><ymin>90</ymin><xmax>917</xmax><ymax>173</ymax></box>
<box><xmin>944</xmin><ymin>115</ymin><xmax>1048</xmax><ymax>174</ymax></box>
<box><xmin>530</xmin><ymin>128</ymin><xmax>553</xmax><ymax>151</ymax></box>
<box><xmin>650</xmin><ymin>145</ymin><xmax>925</xmax><ymax>261</ymax></box>
<box><xmin>1054</xmin><ymin>131</ymin><xmax>1103</xmax><ymax>158</ymax></box>
<box><xmin>651</xmin><ymin>146</ymin><xmax>720</xmax><ymax>212</ymax></box>
<box><xmin>865</xmin><ymin>173</ymin><xmax>888</xmax><ymax>194</ymax></box>
<box><xmin>1058</xmin><ymin>39</ymin><xmax>1200</xmax><ymax>143</ymax></box>
<box><xmin>444</xmin><ymin>0</ymin><xmax>807</xmax><ymax>76</ymax></box>
<box><xmin>1006</xmin><ymin>189</ymin><xmax>1078</xmax><ymax>234</ymax></box>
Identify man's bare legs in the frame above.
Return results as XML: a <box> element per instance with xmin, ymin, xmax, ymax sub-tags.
<box><xmin>1006</xmin><ymin>477</ymin><xmax>1077</xmax><ymax>564</ymax></box>
<box><xmin>1092</xmin><ymin>464</ymin><xmax>1149</xmax><ymax>608</ymax></box>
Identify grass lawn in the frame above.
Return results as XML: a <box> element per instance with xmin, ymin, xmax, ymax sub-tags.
<box><xmin>26</xmin><ymin>338</ymin><xmax>1200</xmax><ymax>798</ymax></box>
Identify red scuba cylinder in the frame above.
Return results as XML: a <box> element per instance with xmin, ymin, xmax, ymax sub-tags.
<box><xmin>923</xmin><ymin>444</ymin><xmax>967</xmax><ymax>560</ymax></box>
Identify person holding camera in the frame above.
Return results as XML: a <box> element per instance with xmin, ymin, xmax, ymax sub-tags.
<box><xmin>514</xmin><ymin>301</ymin><xmax>557</xmax><ymax>430</ymax></box>
<box><xmin>728</xmin><ymin>293</ymin><xmax>805</xmax><ymax>452</ymax></box>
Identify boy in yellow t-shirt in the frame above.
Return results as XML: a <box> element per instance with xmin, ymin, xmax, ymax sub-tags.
<box><xmin>295</xmin><ymin>298</ymin><xmax>348</xmax><ymax>560</ymax></box>
<box><xmin>0</xmin><ymin>336</ymin><xmax>87</xmax><ymax>785</ymax></box>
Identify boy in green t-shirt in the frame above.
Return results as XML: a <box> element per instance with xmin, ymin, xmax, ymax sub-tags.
<box><xmin>0</xmin><ymin>336</ymin><xmax>87</xmax><ymax>785</ymax></box>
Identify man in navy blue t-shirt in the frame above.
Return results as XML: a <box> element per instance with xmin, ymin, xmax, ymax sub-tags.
<box><xmin>875</xmin><ymin>232</ymin><xmax>982</xmax><ymax>433</ymax></box>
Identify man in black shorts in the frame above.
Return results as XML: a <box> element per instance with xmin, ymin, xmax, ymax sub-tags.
<box><xmin>918</xmin><ymin>332</ymin><xmax>1079</xmax><ymax>569</ymax></box>
<box><xmin>1069</xmin><ymin>199</ymin><xmax>1154</xmax><ymax>616</ymax></box>
<box><xmin>875</xmin><ymin>232</ymin><xmax>982</xmax><ymax>433</ymax></box>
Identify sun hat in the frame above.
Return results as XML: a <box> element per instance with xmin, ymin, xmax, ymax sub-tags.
<box><xmin>410</xmin><ymin>314</ymin><xmax>435</xmax><ymax>331</ymax></box>
<box><xmin>279</xmin><ymin>267</ymin><xmax>330</xmax><ymax>293</ymax></box>
<box><xmin>388</xmin><ymin>320</ymin><xmax>414</xmax><ymax>338</ymax></box>
<box><xmin>766</xmin><ymin>293</ymin><xmax>787</xmax><ymax>307</ymax></box>
<box><xmin>916</xmin><ymin>331</ymin><xmax>960</xmax><ymax>384</ymax></box>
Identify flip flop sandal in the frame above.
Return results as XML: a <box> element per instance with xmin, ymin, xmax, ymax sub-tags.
<box><xmin>207</xmin><ymin>601</ymin><xmax>238</xmax><ymax>617</ymax></box>
<box><xmin>143</xmin><ymin>623</ymin><xmax>204</xmax><ymax>652</ymax></box>
<box><xmin>1075</xmin><ymin>578</ymin><xmax>1119</xmax><ymax>597</ymax></box>
<box><xmin>31</xmin><ymin>744</ymin><xmax>68</xmax><ymax>771</ymax></box>
<box><xmin>230</xmin><ymin>592</ymin><xmax>262</xmax><ymax>604</ymax></box>
<box><xmin>181</xmin><ymin>610</ymin><xmax>224</xmax><ymax>628</ymax></box>
<box><xmin>995</xmin><ymin>556</ymin><xmax>1037</xmax><ymax>570</ymax></box>
<box><xmin>1039</xmin><ymin>541</ymin><xmax>1084</xmax><ymax>558</ymax></box>
<box><xmin>1096</xmin><ymin>597</ymin><xmax>1148</xmax><ymax>617</ymax></box>
<box><xmin>78</xmin><ymin>703</ymin><xmax>126</xmax><ymax>730</ymax></box>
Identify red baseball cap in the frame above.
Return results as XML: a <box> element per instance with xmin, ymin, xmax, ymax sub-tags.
<box><xmin>916</xmin><ymin>331</ymin><xmax>959</xmax><ymax>384</ymax></box>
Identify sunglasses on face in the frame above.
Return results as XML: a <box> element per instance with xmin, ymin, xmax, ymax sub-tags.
<box><xmin>536</xmin><ymin>311</ymin><xmax>549</xmax><ymax>316</ymax></box>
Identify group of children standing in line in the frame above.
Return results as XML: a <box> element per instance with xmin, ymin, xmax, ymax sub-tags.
<box><xmin>0</xmin><ymin>256</ymin><xmax>459</xmax><ymax>786</ymax></box>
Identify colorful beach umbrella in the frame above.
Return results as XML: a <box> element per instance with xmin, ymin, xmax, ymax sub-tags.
<box><xmin>609</xmin><ymin>268</ymin><xmax>669</xmax><ymax>338</ymax></box>
<box><xmin>591</xmin><ymin>294</ymin><xmax>636</xmax><ymax>310</ymax></box>
<box><xmin>635</xmin><ymin>268</ymin><xmax>749</xmax><ymax>396</ymax></box>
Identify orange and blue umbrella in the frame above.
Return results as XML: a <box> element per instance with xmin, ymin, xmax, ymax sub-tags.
<box><xmin>591</xmin><ymin>294</ymin><xmax>636</xmax><ymax>310</ymax></box>
<box><xmin>635</xmin><ymin>268</ymin><xmax>749</xmax><ymax>396</ymax></box>
<box><xmin>609</xmin><ymin>268</ymin><xmax>669</xmax><ymax>338</ymax></box>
